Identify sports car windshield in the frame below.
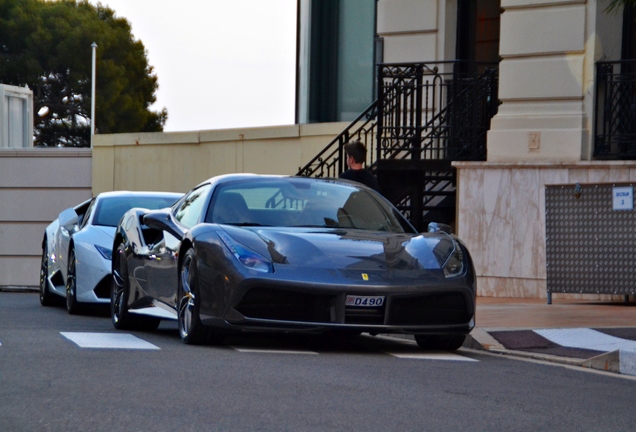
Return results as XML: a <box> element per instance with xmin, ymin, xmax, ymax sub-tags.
<box><xmin>207</xmin><ymin>178</ymin><xmax>412</xmax><ymax>233</ymax></box>
<box><xmin>93</xmin><ymin>196</ymin><xmax>180</xmax><ymax>227</ymax></box>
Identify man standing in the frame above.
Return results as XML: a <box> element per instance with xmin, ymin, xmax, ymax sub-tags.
<box><xmin>339</xmin><ymin>140</ymin><xmax>380</xmax><ymax>192</ymax></box>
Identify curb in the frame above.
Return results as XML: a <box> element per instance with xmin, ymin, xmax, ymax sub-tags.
<box><xmin>468</xmin><ymin>329</ymin><xmax>636</xmax><ymax>377</ymax></box>
<box><xmin>0</xmin><ymin>286</ymin><xmax>38</xmax><ymax>293</ymax></box>
<box><xmin>581</xmin><ymin>348</ymin><xmax>636</xmax><ymax>376</ymax></box>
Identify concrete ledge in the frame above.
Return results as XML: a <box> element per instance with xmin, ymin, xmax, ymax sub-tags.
<box><xmin>465</xmin><ymin>328</ymin><xmax>505</xmax><ymax>351</ymax></box>
<box><xmin>581</xmin><ymin>350</ymin><xmax>621</xmax><ymax>374</ymax></box>
<box><xmin>470</xmin><ymin>330</ymin><xmax>636</xmax><ymax>376</ymax></box>
<box><xmin>582</xmin><ymin>348</ymin><xmax>636</xmax><ymax>376</ymax></box>
<box><xmin>620</xmin><ymin>348</ymin><xmax>636</xmax><ymax>376</ymax></box>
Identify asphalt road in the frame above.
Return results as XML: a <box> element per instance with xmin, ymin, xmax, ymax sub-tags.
<box><xmin>1</xmin><ymin>291</ymin><xmax>636</xmax><ymax>432</ymax></box>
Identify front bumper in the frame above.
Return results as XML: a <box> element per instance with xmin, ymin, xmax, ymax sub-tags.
<box><xmin>201</xmin><ymin>280</ymin><xmax>475</xmax><ymax>336</ymax></box>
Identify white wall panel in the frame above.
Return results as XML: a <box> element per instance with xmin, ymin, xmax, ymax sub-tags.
<box><xmin>498</xmin><ymin>55</ymin><xmax>585</xmax><ymax>100</ymax></box>
<box><xmin>0</xmin><ymin>257</ymin><xmax>39</xmax><ymax>286</ymax></box>
<box><xmin>0</xmin><ymin>222</ymin><xmax>47</xmax><ymax>256</ymax></box>
<box><xmin>377</xmin><ymin>0</ymin><xmax>437</xmax><ymax>33</ymax></box>
<box><xmin>0</xmin><ymin>150</ymin><xmax>92</xmax><ymax>287</ymax></box>
<box><xmin>0</xmin><ymin>189</ymin><xmax>91</xmax><ymax>222</ymax></box>
<box><xmin>0</xmin><ymin>151</ymin><xmax>91</xmax><ymax>187</ymax></box>
<box><xmin>500</xmin><ymin>5</ymin><xmax>586</xmax><ymax>56</ymax></box>
<box><xmin>382</xmin><ymin>33</ymin><xmax>438</xmax><ymax>63</ymax></box>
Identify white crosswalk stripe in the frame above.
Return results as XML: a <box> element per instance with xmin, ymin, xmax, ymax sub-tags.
<box><xmin>534</xmin><ymin>328</ymin><xmax>636</xmax><ymax>352</ymax></box>
<box><xmin>60</xmin><ymin>332</ymin><xmax>160</xmax><ymax>350</ymax></box>
<box><xmin>56</xmin><ymin>332</ymin><xmax>477</xmax><ymax>360</ymax></box>
<box><xmin>230</xmin><ymin>347</ymin><xmax>319</xmax><ymax>355</ymax></box>
<box><xmin>388</xmin><ymin>351</ymin><xmax>478</xmax><ymax>361</ymax></box>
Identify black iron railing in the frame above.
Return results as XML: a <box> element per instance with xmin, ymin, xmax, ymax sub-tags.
<box><xmin>376</xmin><ymin>61</ymin><xmax>497</xmax><ymax>163</ymax></box>
<box><xmin>296</xmin><ymin>100</ymin><xmax>379</xmax><ymax>178</ymax></box>
<box><xmin>297</xmin><ymin>61</ymin><xmax>498</xmax><ymax>230</ymax></box>
<box><xmin>594</xmin><ymin>60</ymin><xmax>636</xmax><ymax>159</ymax></box>
<box><xmin>298</xmin><ymin>61</ymin><xmax>498</xmax><ymax>177</ymax></box>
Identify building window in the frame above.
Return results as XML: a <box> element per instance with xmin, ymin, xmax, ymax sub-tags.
<box><xmin>297</xmin><ymin>0</ymin><xmax>376</xmax><ymax>123</ymax></box>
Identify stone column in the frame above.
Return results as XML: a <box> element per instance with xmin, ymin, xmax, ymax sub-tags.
<box><xmin>487</xmin><ymin>0</ymin><xmax>622</xmax><ymax>162</ymax></box>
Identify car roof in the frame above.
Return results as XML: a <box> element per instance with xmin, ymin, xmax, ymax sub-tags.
<box><xmin>95</xmin><ymin>190</ymin><xmax>183</xmax><ymax>199</ymax></box>
<box><xmin>198</xmin><ymin>173</ymin><xmax>366</xmax><ymax>190</ymax></box>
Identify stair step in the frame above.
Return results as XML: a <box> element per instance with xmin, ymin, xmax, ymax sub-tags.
<box><xmin>422</xmin><ymin>205</ymin><xmax>454</xmax><ymax>211</ymax></box>
<box><xmin>422</xmin><ymin>191</ymin><xmax>455</xmax><ymax>196</ymax></box>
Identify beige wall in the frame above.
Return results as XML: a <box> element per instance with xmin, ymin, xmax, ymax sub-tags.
<box><xmin>487</xmin><ymin>0</ymin><xmax>620</xmax><ymax>162</ymax></box>
<box><xmin>376</xmin><ymin>0</ymin><xmax>622</xmax><ymax>163</ymax></box>
<box><xmin>454</xmin><ymin>161</ymin><xmax>636</xmax><ymax>300</ymax></box>
<box><xmin>1</xmin><ymin>123</ymin><xmax>344</xmax><ymax>288</ymax></box>
<box><xmin>0</xmin><ymin>148</ymin><xmax>92</xmax><ymax>287</ymax></box>
<box><xmin>377</xmin><ymin>0</ymin><xmax>457</xmax><ymax>64</ymax></box>
<box><xmin>93</xmin><ymin>122</ymin><xmax>347</xmax><ymax>194</ymax></box>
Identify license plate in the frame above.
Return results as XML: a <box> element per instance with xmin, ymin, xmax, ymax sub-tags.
<box><xmin>345</xmin><ymin>295</ymin><xmax>385</xmax><ymax>307</ymax></box>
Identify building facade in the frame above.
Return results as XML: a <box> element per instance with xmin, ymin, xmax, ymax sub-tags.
<box><xmin>298</xmin><ymin>0</ymin><xmax>636</xmax><ymax>300</ymax></box>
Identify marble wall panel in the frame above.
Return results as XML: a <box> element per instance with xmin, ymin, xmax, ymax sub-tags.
<box><xmin>477</xmin><ymin>276</ymin><xmax>545</xmax><ymax>298</ymax></box>
<box><xmin>456</xmin><ymin>162</ymin><xmax>636</xmax><ymax>298</ymax></box>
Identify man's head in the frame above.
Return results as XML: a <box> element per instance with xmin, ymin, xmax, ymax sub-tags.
<box><xmin>344</xmin><ymin>140</ymin><xmax>367</xmax><ymax>167</ymax></box>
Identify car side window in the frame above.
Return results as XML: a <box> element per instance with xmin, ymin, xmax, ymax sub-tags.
<box><xmin>173</xmin><ymin>184</ymin><xmax>212</xmax><ymax>229</ymax></box>
<box><xmin>79</xmin><ymin>199</ymin><xmax>96</xmax><ymax>230</ymax></box>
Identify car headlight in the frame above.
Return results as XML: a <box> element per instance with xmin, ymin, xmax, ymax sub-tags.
<box><xmin>95</xmin><ymin>245</ymin><xmax>113</xmax><ymax>260</ymax></box>
<box><xmin>442</xmin><ymin>242</ymin><xmax>464</xmax><ymax>278</ymax></box>
<box><xmin>218</xmin><ymin>232</ymin><xmax>272</xmax><ymax>273</ymax></box>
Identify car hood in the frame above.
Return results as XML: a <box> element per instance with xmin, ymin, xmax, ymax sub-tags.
<box><xmin>73</xmin><ymin>225</ymin><xmax>117</xmax><ymax>249</ymax></box>
<box><xmin>221</xmin><ymin>226</ymin><xmax>454</xmax><ymax>272</ymax></box>
<box><xmin>93</xmin><ymin>226</ymin><xmax>117</xmax><ymax>244</ymax></box>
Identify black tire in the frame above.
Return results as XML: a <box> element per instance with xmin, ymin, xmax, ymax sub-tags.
<box><xmin>177</xmin><ymin>248</ymin><xmax>224</xmax><ymax>345</ymax></box>
<box><xmin>415</xmin><ymin>334</ymin><xmax>466</xmax><ymax>351</ymax></box>
<box><xmin>39</xmin><ymin>240</ymin><xmax>56</xmax><ymax>306</ymax></box>
<box><xmin>66</xmin><ymin>248</ymin><xmax>83</xmax><ymax>315</ymax></box>
<box><xmin>111</xmin><ymin>243</ymin><xmax>160</xmax><ymax>331</ymax></box>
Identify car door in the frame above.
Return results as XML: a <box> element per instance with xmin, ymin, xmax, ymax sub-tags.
<box><xmin>56</xmin><ymin>198</ymin><xmax>94</xmax><ymax>282</ymax></box>
<box><xmin>146</xmin><ymin>184</ymin><xmax>213</xmax><ymax>306</ymax></box>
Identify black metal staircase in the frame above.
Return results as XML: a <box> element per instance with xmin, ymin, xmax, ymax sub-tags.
<box><xmin>297</xmin><ymin>61</ymin><xmax>498</xmax><ymax>231</ymax></box>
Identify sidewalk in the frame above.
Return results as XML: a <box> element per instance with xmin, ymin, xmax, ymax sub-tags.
<box><xmin>469</xmin><ymin>297</ymin><xmax>636</xmax><ymax>376</ymax></box>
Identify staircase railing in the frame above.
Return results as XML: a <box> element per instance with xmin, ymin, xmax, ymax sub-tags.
<box><xmin>296</xmin><ymin>100</ymin><xmax>380</xmax><ymax>178</ymax></box>
<box><xmin>376</xmin><ymin>61</ymin><xmax>497</xmax><ymax>163</ymax></box>
<box><xmin>298</xmin><ymin>61</ymin><xmax>497</xmax><ymax>177</ymax></box>
<box><xmin>296</xmin><ymin>60</ymin><xmax>498</xmax><ymax>230</ymax></box>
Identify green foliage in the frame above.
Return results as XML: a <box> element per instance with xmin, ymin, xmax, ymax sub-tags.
<box><xmin>0</xmin><ymin>0</ymin><xmax>167</xmax><ymax>147</ymax></box>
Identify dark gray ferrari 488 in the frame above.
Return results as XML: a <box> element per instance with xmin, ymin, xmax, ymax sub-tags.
<box><xmin>111</xmin><ymin>174</ymin><xmax>476</xmax><ymax>350</ymax></box>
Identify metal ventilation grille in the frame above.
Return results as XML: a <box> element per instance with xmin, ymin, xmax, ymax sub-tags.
<box><xmin>545</xmin><ymin>184</ymin><xmax>636</xmax><ymax>297</ymax></box>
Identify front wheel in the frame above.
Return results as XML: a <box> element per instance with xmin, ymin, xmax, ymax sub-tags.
<box><xmin>39</xmin><ymin>240</ymin><xmax>57</xmax><ymax>306</ymax></box>
<box><xmin>111</xmin><ymin>243</ymin><xmax>160</xmax><ymax>331</ymax></box>
<box><xmin>415</xmin><ymin>334</ymin><xmax>466</xmax><ymax>351</ymax></box>
<box><xmin>177</xmin><ymin>248</ymin><xmax>223</xmax><ymax>345</ymax></box>
<box><xmin>66</xmin><ymin>248</ymin><xmax>83</xmax><ymax>315</ymax></box>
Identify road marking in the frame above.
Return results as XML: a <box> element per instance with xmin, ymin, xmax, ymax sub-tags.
<box><xmin>534</xmin><ymin>328</ymin><xmax>636</xmax><ymax>352</ymax></box>
<box><xmin>388</xmin><ymin>351</ymin><xmax>478</xmax><ymax>361</ymax></box>
<box><xmin>230</xmin><ymin>346</ymin><xmax>319</xmax><ymax>355</ymax></box>
<box><xmin>60</xmin><ymin>332</ymin><xmax>160</xmax><ymax>350</ymax></box>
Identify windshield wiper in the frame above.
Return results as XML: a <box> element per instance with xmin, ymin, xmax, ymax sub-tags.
<box><xmin>226</xmin><ymin>222</ymin><xmax>271</xmax><ymax>227</ymax></box>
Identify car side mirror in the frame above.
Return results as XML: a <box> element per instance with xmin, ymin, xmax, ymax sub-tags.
<box><xmin>58</xmin><ymin>208</ymin><xmax>79</xmax><ymax>232</ymax></box>
<box><xmin>427</xmin><ymin>222</ymin><xmax>453</xmax><ymax>234</ymax></box>
<box><xmin>142</xmin><ymin>211</ymin><xmax>183</xmax><ymax>239</ymax></box>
